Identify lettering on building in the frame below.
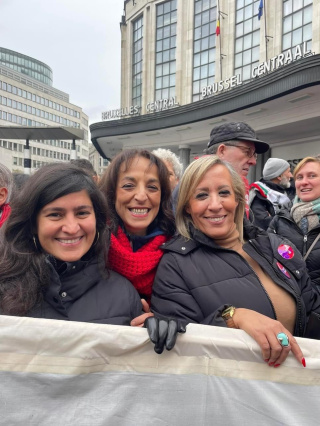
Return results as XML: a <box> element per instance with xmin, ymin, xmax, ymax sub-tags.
<box><xmin>101</xmin><ymin>105</ymin><xmax>140</xmax><ymax>121</ymax></box>
<box><xmin>201</xmin><ymin>42</ymin><xmax>313</xmax><ymax>99</ymax></box>
<box><xmin>146</xmin><ymin>96</ymin><xmax>179</xmax><ymax>113</ymax></box>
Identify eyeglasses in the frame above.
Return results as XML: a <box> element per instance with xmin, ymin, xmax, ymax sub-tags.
<box><xmin>225</xmin><ymin>143</ymin><xmax>258</xmax><ymax>160</ymax></box>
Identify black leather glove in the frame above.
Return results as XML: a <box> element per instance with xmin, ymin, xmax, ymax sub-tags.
<box><xmin>144</xmin><ymin>316</ymin><xmax>187</xmax><ymax>354</ymax></box>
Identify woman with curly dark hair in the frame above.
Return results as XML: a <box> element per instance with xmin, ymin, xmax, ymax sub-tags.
<box><xmin>99</xmin><ymin>149</ymin><xmax>175</xmax><ymax>325</ymax></box>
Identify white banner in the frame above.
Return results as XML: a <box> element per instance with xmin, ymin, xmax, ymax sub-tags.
<box><xmin>0</xmin><ymin>315</ymin><xmax>320</xmax><ymax>425</ymax></box>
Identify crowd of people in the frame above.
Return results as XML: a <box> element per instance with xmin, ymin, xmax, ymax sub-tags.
<box><xmin>1</xmin><ymin>121</ymin><xmax>320</xmax><ymax>367</ymax></box>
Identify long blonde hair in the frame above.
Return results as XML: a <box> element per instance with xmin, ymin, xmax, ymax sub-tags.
<box><xmin>175</xmin><ymin>156</ymin><xmax>245</xmax><ymax>241</ymax></box>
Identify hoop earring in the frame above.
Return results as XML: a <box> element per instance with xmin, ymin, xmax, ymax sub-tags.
<box><xmin>33</xmin><ymin>235</ymin><xmax>39</xmax><ymax>251</ymax></box>
<box><xmin>93</xmin><ymin>231</ymin><xmax>100</xmax><ymax>247</ymax></box>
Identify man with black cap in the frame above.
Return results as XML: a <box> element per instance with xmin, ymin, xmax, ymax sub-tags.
<box><xmin>249</xmin><ymin>158</ymin><xmax>293</xmax><ymax>230</ymax></box>
<box><xmin>204</xmin><ymin>122</ymin><xmax>269</xmax><ymax>218</ymax></box>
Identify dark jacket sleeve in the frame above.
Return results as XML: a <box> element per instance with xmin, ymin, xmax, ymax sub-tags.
<box><xmin>251</xmin><ymin>196</ymin><xmax>274</xmax><ymax>230</ymax></box>
<box><xmin>299</xmin><ymin>266</ymin><xmax>320</xmax><ymax>339</ymax></box>
<box><xmin>151</xmin><ymin>252</ymin><xmax>227</xmax><ymax>327</ymax></box>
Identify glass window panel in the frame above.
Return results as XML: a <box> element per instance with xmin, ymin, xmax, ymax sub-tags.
<box><xmin>202</xmin><ymin>37</ymin><xmax>209</xmax><ymax>50</ymax></box>
<box><xmin>163</xmin><ymin>50</ymin><xmax>170</xmax><ymax>62</ymax></box>
<box><xmin>201</xmin><ymin>50</ymin><xmax>209</xmax><ymax>65</ymax></box>
<box><xmin>292</xmin><ymin>27</ymin><xmax>302</xmax><ymax>45</ymax></box>
<box><xmin>163</xmin><ymin>75</ymin><xmax>170</xmax><ymax>87</ymax></box>
<box><xmin>157</xmin><ymin>16</ymin><xmax>164</xmax><ymax>27</ymax></box>
<box><xmin>209</xmin><ymin>48</ymin><xmax>216</xmax><ymax>62</ymax></box>
<box><xmin>235</xmin><ymin>37</ymin><xmax>243</xmax><ymax>53</ymax></box>
<box><xmin>195</xmin><ymin>14</ymin><xmax>202</xmax><ymax>28</ymax></box>
<box><xmin>201</xmin><ymin>65</ymin><xmax>208</xmax><ymax>78</ymax></box>
<box><xmin>195</xmin><ymin>27</ymin><xmax>202</xmax><ymax>40</ymax></box>
<box><xmin>252</xmin><ymin>30</ymin><xmax>260</xmax><ymax>46</ymax></box>
<box><xmin>283</xmin><ymin>16</ymin><xmax>292</xmax><ymax>33</ymax></box>
<box><xmin>170</xmin><ymin>62</ymin><xmax>176</xmax><ymax>74</ymax></box>
<box><xmin>292</xmin><ymin>10</ymin><xmax>303</xmax><ymax>29</ymax></box>
<box><xmin>253</xmin><ymin>15</ymin><xmax>260</xmax><ymax>30</ymax></box>
<box><xmin>235</xmin><ymin>53</ymin><xmax>243</xmax><ymax>68</ymax></box>
<box><xmin>163</xmin><ymin>26</ymin><xmax>170</xmax><ymax>38</ymax></box>
<box><xmin>303</xmin><ymin>5</ymin><xmax>312</xmax><ymax>24</ymax></box>
<box><xmin>252</xmin><ymin>46</ymin><xmax>260</xmax><ymax>61</ymax></box>
<box><xmin>164</xmin><ymin>2</ymin><xmax>170</xmax><ymax>14</ymax></box>
<box><xmin>283</xmin><ymin>33</ymin><xmax>291</xmax><ymax>50</ymax></box>
<box><xmin>303</xmin><ymin>23</ymin><xmax>312</xmax><ymax>41</ymax></box>
<box><xmin>243</xmin><ymin>50</ymin><xmax>251</xmax><ymax>65</ymax></box>
<box><xmin>209</xmin><ymin>35</ymin><xmax>216</xmax><ymax>48</ymax></box>
<box><xmin>195</xmin><ymin>1</ymin><xmax>202</xmax><ymax>14</ymax></box>
<box><xmin>171</xmin><ymin>0</ymin><xmax>177</xmax><ymax>11</ymax></box>
<box><xmin>171</xmin><ymin>35</ymin><xmax>177</xmax><ymax>47</ymax></box>
<box><xmin>193</xmin><ymin>81</ymin><xmax>200</xmax><ymax>94</ymax></box>
<box><xmin>245</xmin><ymin>0</ymin><xmax>251</xmax><ymax>5</ymax></box>
<box><xmin>194</xmin><ymin>40</ymin><xmax>201</xmax><ymax>53</ymax></box>
<box><xmin>244</xmin><ymin>4</ymin><xmax>253</xmax><ymax>19</ymax></box>
<box><xmin>237</xmin><ymin>9</ymin><xmax>244</xmax><ymax>23</ymax></box>
<box><xmin>164</xmin><ymin>13</ymin><xmax>171</xmax><ymax>26</ymax></box>
<box><xmin>162</xmin><ymin>88</ymin><xmax>169</xmax><ymax>98</ymax></box>
<box><xmin>194</xmin><ymin>53</ymin><xmax>201</xmax><ymax>67</ymax></box>
<box><xmin>243</xmin><ymin>33</ymin><xmax>252</xmax><ymax>49</ymax></box>
<box><xmin>236</xmin><ymin>22</ymin><xmax>244</xmax><ymax>37</ymax></box>
<box><xmin>202</xmin><ymin>10</ymin><xmax>210</xmax><ymax>24</ymax></box>
<box><xmin>171</xmin><ymin>10</ymin><xmax>177</xmax><ymax>23</ymax></box>
<box><xmin>237</xmin><ymin>0</ymin><xmax>244</xmax><ymax>8</ymax></box>
<box><xmin>193</xmin><ymin>67</ymin><xmax>200</xmax><ymax>80</ymax></box>
<box><xmin>284</xmin><ymin>0</ymin><xmax>292</xmax><ymax>15</ymax></box>
<box><xmin>163</xmin><ymin>63</ymin><xmax>170</xmax><ymax>75</ymax></box>
<box><xmin>156</xmin><ymin>41</ymin><xmax>162</xmax><ymax>52</ymax></box>
<box><xmin>304</xmin><ymin>0</ymin><xmax>312</xmax><ymax>5</ymax></box>
<box><xmin>156</xmin><ymin>65</ymin><xmax>162</xmax><ymax>77</ymax></box>
<box><xmin>202</xmin><ymin>24</ymin><xmax>210</xmax><ymax>37</ymax></box>
<box><xmin>203</xmin><ymin>0</ymin><xmax>210</xmax><ymax>11</ymax></box>
<box><xmin>163</xmin><ymin>38</ymin><xmax>170</xmax><ymax>50</ymax></box>
<box><xmin>170</xmin><ymin>48</ymin><xmax>176</xmax><ymax>60</ymax></box>
<box><xmin>170</xmin><ymin>74</ymin><xmax>176</xmax><ymax>86</ymax></box>
<box><xmin>293</xmin><ymin>0</ymin><xmax>303</xmax><ymax>12</ymax></box>
<box><xmin>209</xmin><ymin>7</ymin><xmax>217</xmax><ymax>21</ymax></box>
<box><xmin>244</xmin><ymin>18</ymin><xmax>253</xmax><ymax>34</ymax></box>
<box><xmin>208</xmin><ymin>62</ymin><xmax>215</xmax><ymax>76</ymax></box>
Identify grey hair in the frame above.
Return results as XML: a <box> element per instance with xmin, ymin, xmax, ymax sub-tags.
<box><xmin>176</xmin><ymin>156</ymin><xmax>245</xmax><ymax>241</ymax></box>
<box><xmin>152</xmin><ymin>148</ymin><xmax>183</xmax><ymax>179</ymax></box>
<box><xmin>203</xmin><ymin>139</ymin><xmax>243</xmax><ymax>155</ymax></box>
<box><xmin>0</xmin><ymin>162</ymin><xmax>14</xmax><ymax>203</ymax></box>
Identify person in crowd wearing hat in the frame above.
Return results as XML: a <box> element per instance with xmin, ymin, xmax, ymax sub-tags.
<box><xmin>203</xmin><ymin>121</ymin><xmax>269</xmax><ymax>219</ymax></box>
<box><xmin>152</xmin><ymin>148</ymin><xmax>183</xmax><ymax>192</ymax></box>
<box><xmin>0</xmin><ymin>163</ymin><xmax>13</xmax><ymax>228</ymax></box>
<box><xmin>249</xmin><ymin>158</ymin><xmax>293</xmax><ymax>230</ymax></box>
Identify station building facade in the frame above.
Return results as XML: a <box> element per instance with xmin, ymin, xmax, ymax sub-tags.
<box><xmin>0</xmin><ymin>48</ymin><xmax>89</xmax><ymax>172</ymax></box>
<box><xmin>91</xmin><ymin>0</ymin><xmax>320</xmax><ymax>181</ymax></box>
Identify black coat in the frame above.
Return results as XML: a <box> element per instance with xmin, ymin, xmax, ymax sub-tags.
<box><xmin>28</xmin><ymin>255</ymin><xmax>143</xmax><ymax>325</ymax></box>
<box><xmin>151</xmin><ymin>221</ymin><xmax>320</xmax><ymax>338</ymax></box>
<box><xmin>268</xmin><ymin>210</ymin><xmax>320</xmax><ymax>294</ymax></box>
<box><xmin>250</xmin><ymin>179</ymin><xmax>292</xmax><ymax>230</ymax></box>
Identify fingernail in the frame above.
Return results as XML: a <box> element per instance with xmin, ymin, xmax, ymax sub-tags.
<box><xmin>264</xmin><ymin>359</ymin><xmax>269</xmax><ymax>363</ymax></box>
<box><xmin>274</xmin><ymin>364</ymin><xmax>281</xmax><ymax>368</ymax></box>
<box><xmin>301</xmin><ymin>357</ymin><xmax>306</xmax><ymax>368</ymax></box>
<box><xmin>269</xmin><ymin>362</ymin><xmax>275</xmax><ymax>366</ymax></box>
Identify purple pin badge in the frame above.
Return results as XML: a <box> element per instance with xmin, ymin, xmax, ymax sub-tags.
<box><xmin>276</xmin><ymin>262</ymin><xmax>291</xmax><ymax>278</ymax></box>
<box><xmin>278</xmin><ymin>244</ymin><xmax>294</xmax><ymax>260</ymax></box>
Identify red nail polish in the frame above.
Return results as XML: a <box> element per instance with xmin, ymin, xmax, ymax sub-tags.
<box><xmin>264</xmin><ymin>359</ymin><xmax>269</xmax><ymax>363</ymax></box>
<box><xmin>301</xmin><ymin>357</ymin><xmax>306</xmax><ymax>368</ymax></box>
<box><xmin>269</xmin><ymin>362</ymin><xmax>275</xmax><ymax>366</ymax></box>
<box><xmin>274</xmin><ymin>364</ymin><xmax>281</xmax><ymax>368</ymax></box>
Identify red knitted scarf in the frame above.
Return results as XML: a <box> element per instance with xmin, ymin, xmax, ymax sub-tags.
<box><xmin>0</xmin><ymin>204</ymin><xmax>11</xmax><ymax>228</ymax></box>
<box><xmin>108</xmin><ymin>226</ymin><xmax>169</xmax><ymax>299</ymax></box>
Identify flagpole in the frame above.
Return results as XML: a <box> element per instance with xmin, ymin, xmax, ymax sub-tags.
<box><xmin>264</xmin><ymin>0</ymin><xmax>268</xmax><ymax>61</ymax></box>
<box><xmin>217</xmin><ymin>0</ymin><xmax>222</xmax><ymax>79</ymax></box>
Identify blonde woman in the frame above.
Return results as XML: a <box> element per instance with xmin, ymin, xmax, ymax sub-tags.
<box><xmin>151</xmin><ymin>156</ymin><xmax>320</xmax><ymax>367</ymax></box>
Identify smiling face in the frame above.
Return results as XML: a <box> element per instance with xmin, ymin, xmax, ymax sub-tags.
<box><xmin>37</xmin><ymin>190</ymin><xmax>96</xmax><ymax>262</ymax></box>
<box><xmin>186</xmin><ymin>164</ymin><xmax>238</xmax><ymax>239</ymax></box>
<box><xmin>218</xmin><ymin>141</ymin><xmax>256</xmax><ymax>177</ymax></box>
<box><xmin>295</xmin><ymin>161</ymin><xmax>320</xmax><ymax>202</ymax></box>
<box><xmin>115</xmin><ymin>156</ymin><xmax>161</xmax><ymax>236</ymax></box>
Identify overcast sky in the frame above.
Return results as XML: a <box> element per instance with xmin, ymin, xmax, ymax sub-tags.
<box><xmin>1</xmin><ymin>0</ymin><xmax>124</xmax><ymax>125</ymax></box>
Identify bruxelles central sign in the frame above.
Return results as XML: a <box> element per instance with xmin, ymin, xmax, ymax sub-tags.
<box><xmin>201</xmin><ymin>42</ymin><xmax>313</xmax><ymax>99</ymax></box>
<box><xmin>101</xmin><ymin>42</ymin><xmax>313</xmax><ymax>121</ymax></box>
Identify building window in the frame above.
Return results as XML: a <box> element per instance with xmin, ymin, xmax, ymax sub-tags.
<box><xmin>234</xmin><ymin>0</ymin><xmax>260</xmax><ymax>82</ymax></box>
<box><xmin>193</xmin><ymin>0</ymin><xmax>218</xmax><ymax>102</ymax></box>
<box><xmin>132</xmin><ymin>16</ymin><xmax>143</xmax><ymax>107</ymax></box>
<box><xmin>155</xmin><ymin>0</ymin><xmax>177</xmax><ymax>101</ymax></box>
<box><xmin>282</xmin><ymin>0</ymin><xmax>312</xmax><ymax>52</ymax></box>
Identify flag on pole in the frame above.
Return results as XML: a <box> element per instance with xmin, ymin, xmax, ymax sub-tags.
<box><xmin>216</xmin><ymin>18</ymin><xmax>220</xmax><ymax>35</ymax></box>
<box><xmin>258</xmin><ymin>0</ymin><xmax>264</xmax><ymax>20</ymax></box>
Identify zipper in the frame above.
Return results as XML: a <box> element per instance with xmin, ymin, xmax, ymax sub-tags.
<box><xmin>248</xmin><ymin>239</ymin><xmax>304</xmax><ymax>336</ymax></box>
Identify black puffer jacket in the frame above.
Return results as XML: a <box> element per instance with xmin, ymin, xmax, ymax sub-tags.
<box><xmin>28</xmin><ymin>255</ymin><xmax>143</xmax><ymax>325</ymax></box>
<box><xmin>151</xmin><ymin>221</ymin><xmax>320</xmax><ymax>338</ymax></box>
<box><xmin>250</xmin><ymin>180</ymin><xmax>292</xmax><ymax>230</ymax></box>
<box><xmin>268</xmin><ymin>210</ymin><xmax>320</xmax><ymax>294</ymax></box>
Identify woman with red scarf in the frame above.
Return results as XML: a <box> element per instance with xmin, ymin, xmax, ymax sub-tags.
<box><xmin>0</xmin><ymin>163</ymin><xmax>13</xmax><ymax>228</ymax></box>
<box><xmin>99</xmin><ymin>149</ymin><xmax>175</xmax><ymax>326</ymax></box>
